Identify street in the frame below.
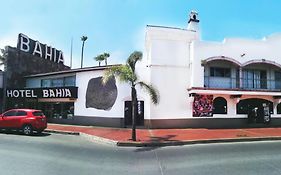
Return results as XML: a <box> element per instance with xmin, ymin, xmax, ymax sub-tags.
<box><xmin>1</xmin><ymin>132</ymin><xmax>281</xmax><ymax>175</ymax></box>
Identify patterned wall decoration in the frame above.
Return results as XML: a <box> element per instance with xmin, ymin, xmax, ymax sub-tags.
<box><xmin>85</xmin><ymin>76</ymin><xmax>117</xmax><ymax>110</ymax></box>
<box><xmin>193</xmin><ymin>94</ymin><xmax>213</xmax><ymax>117</ymax></box>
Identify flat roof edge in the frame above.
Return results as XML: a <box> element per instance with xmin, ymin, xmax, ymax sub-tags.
<box><xmin>24</xmin><ymin>64</ymin><xmax>122</xmax><ymax>78</ymax></box>
<box><xmin>146</xmin><ymin>25</ymin><xmax>195</xmax><ymax>32</ymax></box>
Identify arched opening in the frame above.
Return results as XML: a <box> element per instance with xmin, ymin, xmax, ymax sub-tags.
<box><xmin>236</xmin><ymin>98</ymin><xmax>273</xmax><ymax>114</ymax></box>
<box><xmin>237</xmin><ymin>98</ymin><xmax>273</xmax><ymax>123</ymax></box>
<box><xmin>203</xmin><ymin>58</ymin><xmax>241</xmax><ymax>89</ymax></box>
<box><xmin>213</xmin><ymin>97</ymin><xmax>227</xmax><ymax>114</ymax></box>
<box><xmin>242</xmin><ymin>61</ymin><xmax>281</xmax><ymax>90</ymax></box>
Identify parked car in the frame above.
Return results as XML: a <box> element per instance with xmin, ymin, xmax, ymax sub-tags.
<box><xmin>0</xmin><ymin>109</ymin><xmax>47</xmax><ymax>135</ymax></box>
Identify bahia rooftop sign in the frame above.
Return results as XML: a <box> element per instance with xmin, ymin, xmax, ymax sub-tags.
<box><xmin>17</xmin><ymin>33</ymin><xmax>64</xmax><ymax>64</ymax></box>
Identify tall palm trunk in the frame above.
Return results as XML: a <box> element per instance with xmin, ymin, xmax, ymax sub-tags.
<box><xmin>131</xmin><ymin>85</ymin><xmax>137</xmax><ymax>141</ymax></box>
<box><xmin>81</xmin><ymin>41</ymin><xmax>85</xmax><ymax>68</ymax></box>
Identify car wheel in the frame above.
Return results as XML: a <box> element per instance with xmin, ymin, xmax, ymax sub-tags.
<box><xmin>22</xmin><ymin>125</ymin><xmax>33</xmax><ymax>135</ymax></box>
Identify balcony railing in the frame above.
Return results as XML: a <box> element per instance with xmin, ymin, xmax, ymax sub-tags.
<box><xmin>204</xmin><ymin>76</ymin><xmax>281</xmax><ymax>91</ymax></box>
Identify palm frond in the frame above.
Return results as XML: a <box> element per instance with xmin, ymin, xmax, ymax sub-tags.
<box><xmin>102</xmin><ymin>65</ymin><xmax>136</xmax><ymax>85</ymax></box>
<box><xmin>136</xmin><ymin>81</ymin><xmax>159</xmax><ymax>104</ymax></box>
<box><xmin>81</xmin><ymin>36</ymin><xmax>88</xmax><ymax>41</ymax></box>
<box><xmin>126</xmin><ymin>51</ymin><xmax>142</xmax><ymax>72</ymax></box>
<box><xmin>103</xmin><ymin>53</ymin><xmax>110</xmax><ymax>58</ymax></box>
<box><xmin>94</xmin><ymin>53</ymin><xmax>110</xmax><ymax>65</ymax></box>
<box><xmin>94</xmin><ymin>54</ymin><xmax>104</xmax><ymax>62</ymax></box>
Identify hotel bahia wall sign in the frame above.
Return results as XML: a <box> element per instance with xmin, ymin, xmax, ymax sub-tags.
<box><xmin>17</xmin><ymin>33</ymin><xmax>65</xmax><ymax>64</ymax></box>
<box><xmin>6</xmin><ymin>87</ymin><xmax>78</xmax><ymax>98</ymax></box>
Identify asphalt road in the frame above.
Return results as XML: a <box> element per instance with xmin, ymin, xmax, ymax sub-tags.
<box><xmin>1</xmin><ymin>132</ymin><xmax>281</xmax><ymax>175</ymax></box>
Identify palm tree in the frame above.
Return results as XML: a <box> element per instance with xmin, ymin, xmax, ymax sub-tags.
<box><xmin>80</xmin><ymin>36</ymin><xmax>88</xmax><ymax>68</ymax></box>
<box><xmin>102</xmin><ymin>51</ymin><xmax>159</xmax><ymax>141</ymax></box>
<box><xmin>103</xmin><ymin>52</ymin><xmax>110</xmax><ymax>65</ymax></box>
<box><xmin>94</xmin><ymin>52</ymin><xmax>110</xmax><ymax>66</ymax></box>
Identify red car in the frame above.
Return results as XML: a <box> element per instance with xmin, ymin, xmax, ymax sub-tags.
<box><xmin>0</xmin><ymin>109</ymin><xmax>47</xmax><ymax>135</ymax></box>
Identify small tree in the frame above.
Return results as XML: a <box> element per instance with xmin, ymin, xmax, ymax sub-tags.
<box><xmin>94</xmin><ymin>52</ymin><xmax>110</xmax><ymax>66</ymax></box>
<box><xmin>102</xmin><ymin>51</ymin><xmax>159</xmax><ymax>141</ymax></box>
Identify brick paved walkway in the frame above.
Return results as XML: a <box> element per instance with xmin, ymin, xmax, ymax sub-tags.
<box><xmin>47</xmin><ymin>124</ymin><xmax>281</xmax><ymax>144</ymax></box>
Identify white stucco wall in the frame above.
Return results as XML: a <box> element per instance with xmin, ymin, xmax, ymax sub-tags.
<box><xmin>75</xmin><ymin>70</ymin><xmax>131</xmax><ymax>118</ymax></box>
<box><xmin>142</xmin><ymin>26</ymin><xmax>199</xmax><ymax>119</ymax></box>
<box><xmin>143</xmin><ymin>24</ymin><xmax>281</xmax><ymax>121</ymax></box>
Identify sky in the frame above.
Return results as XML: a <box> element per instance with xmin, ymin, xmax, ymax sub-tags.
<box><xmin>1</xmin><ymin>0</ymin><xmax>281</xmax><ymax>68</ymax></box>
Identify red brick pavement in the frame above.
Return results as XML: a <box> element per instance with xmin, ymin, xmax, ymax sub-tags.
<box><xmin>46</xmin><ymin>124</ymin><xmax>281</xmax><ymax>143</ymax></box>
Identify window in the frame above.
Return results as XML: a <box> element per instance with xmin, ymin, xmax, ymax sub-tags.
<box><xmin>64</xmin><ymin>76</ymin><xmax>75</xmax><ymax>86</ymax></box>
<box><xmin>210</xmin><ymin>67</ymin><xmax>231</xmax><ymax>77</ymax></box>
<box><xmin>33</xmin><ymin>111</ymin><xmax>44</xmax><ymax>116</ymax></box>
<box><xmin>243</xmin><ymin>69</ymin><xmax>267</xmax><ymax>89</ymax></box>
<box><xmin>3</xmin><ymin>111</ymin><xmax>17</xmax><ymax>117</ymax></box>
<box><xmin>41</xmin><ymin>76</ymin><xmax>76</xmax><ymax>88</ymax></box>
<box><xmin>51</xmin><ymin>78</ymin><xmax>64</xmax><ymax>87</ymax></box>
<box><xmin>17</xmin><ymin>111</ymin><xmax>27</xmax><ymax>116</ymax></box>
<box><xmin>213</xmin><ymin>97</ymin><xmax>227</xmax><ymax>114</ymax></box>
<box><xmin>41</xmin><ymin>79</ymin><xmax>51</xmax><ymax>87</ymax></box>
<box><xmin>275</xmin><ymin>71</ymin><xmax>281</xmax><ymax>89</ymax></box>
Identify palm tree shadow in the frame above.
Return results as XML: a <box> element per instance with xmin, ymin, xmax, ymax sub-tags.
<box><xmin>149</xmin><ymin>134</ymin><xmax>178</xmax><ymax>142</ymax></box>
<box><xmin>134</xmin><ymin>135</ymin><xmax>178</xmax><ymax>152</ymax></box>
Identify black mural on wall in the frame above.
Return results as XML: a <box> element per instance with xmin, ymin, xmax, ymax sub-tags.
<box><xmin>85</xmin><ymin>76</ymin><xmax>117</xmax><ymax>110</ymax></box>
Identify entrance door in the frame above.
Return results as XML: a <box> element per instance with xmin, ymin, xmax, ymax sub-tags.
<box><xmin>124</xmin><ymin>101</ymin><xmax>144</xmax><ymax>126</ymax></box>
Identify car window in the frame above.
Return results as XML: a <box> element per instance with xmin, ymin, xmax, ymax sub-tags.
<box><xmin>17</xmin><ymin>111</ymin><xmax>27</xmax><ymax>116</ymax></box>
<box><xmin>3</xmin><ymin>111</ymin><xmax>17</xmax><ymax>117</ymax></box>
<box><xmin>33</xmin><ymin>111</ymin><xmax>44</xmax><ymax>116</ymax></box>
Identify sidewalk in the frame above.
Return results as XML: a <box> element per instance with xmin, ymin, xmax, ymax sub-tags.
<box><xmin>46</xmin><ymin>123</ymin><xmax>281</xmax><ymax>147</ymax></box>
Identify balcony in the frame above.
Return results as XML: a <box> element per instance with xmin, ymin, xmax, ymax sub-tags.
<box><xmin>204</xmin><ymin>76</ymin><xmax>281</xmax><ymax>91</ymax></box>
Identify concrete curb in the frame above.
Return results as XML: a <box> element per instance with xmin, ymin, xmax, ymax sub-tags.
<box><xmin>80</xmin><ymin>133</ymin><xmax>118</xmax><ymax>146</ymax></box>
<box><xmin>44</xmin><ymin>129</ymin><xmax>80</xmax><ymax>136</ymax></box>
<box><xmin>117</xmin><ymin>136</ymin><xmax>281</xmax><ymax>147</ymax></box>
<box><xmin>45</xmin><ymin>129</ymin><xmax>118</xmax><ymax>146</ymax></box>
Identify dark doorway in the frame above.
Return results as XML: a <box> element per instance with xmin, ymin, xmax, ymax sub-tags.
<box><xmin>213</xmin><ymin>97</ymin><xmax>227</xmax><ymax>114</ymax></box>
<box><xmin>124</xmin><ymin>101</ymin><xmax>144</xmax><ymax>126</ymax></box>
<box><xmin>236</xmin><ymin>98</ymin><xmax>273</xmax><ymax>123</ymax></box>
